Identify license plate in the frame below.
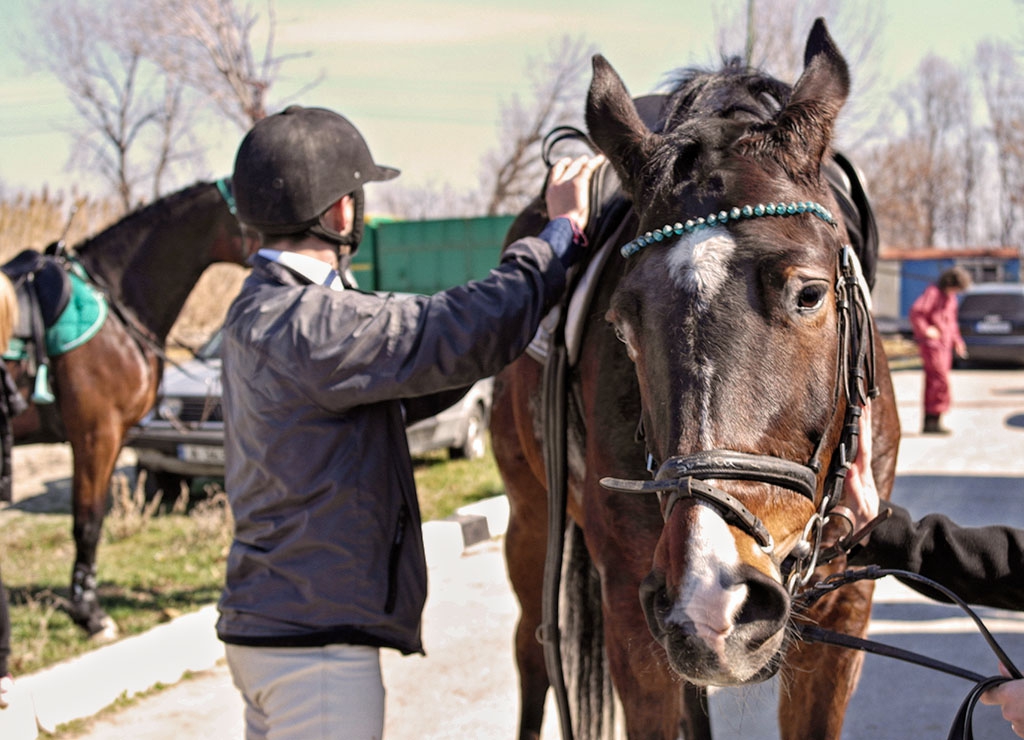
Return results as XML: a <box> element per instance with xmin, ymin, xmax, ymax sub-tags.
<box><xmin>178</xmin><ymin>444</ymin><xmax>225</xmax><ymax>464</ymax></box>
<box><xmin>976</xmin><ymin>319</ymin><xmax>1011</xmax><ymax>334</ymax></box>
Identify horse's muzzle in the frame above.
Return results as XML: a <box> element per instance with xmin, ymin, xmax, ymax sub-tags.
<box><xmin>639</xmin><ymin>562</ymin><xmax>791</xmax><ymax>685</ymax></box>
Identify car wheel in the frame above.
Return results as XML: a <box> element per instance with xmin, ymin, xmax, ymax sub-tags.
<box><xmin>450</xmin><ymin>403</ymin><xmax>487</xmax><ymax>460</ymax></box>
<box><xmin>139</xmin><ymin>466</ymin><xmax>187</xmax><ymax>502</ymax></box>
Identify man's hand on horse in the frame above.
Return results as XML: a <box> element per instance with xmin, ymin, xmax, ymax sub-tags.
<box><xmin>545</xmin><ymin>154</ymin><xmax>605</xmax><ymax>237</ymax></box>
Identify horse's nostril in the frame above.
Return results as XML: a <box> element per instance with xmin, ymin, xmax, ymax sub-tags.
<box><xmin>639</xmin><ymin>570</ymin><xmax>671</xmax><ymax>634</ymax></box>
<box><xmin>736</xmin><ymin>565</ymin><xmax>789</xmax><ymax>648</ymax></box>
<box><xmin>639</xmin><ymin>571</ymin><xmax>666</xmax><ymax>607</ymax></box>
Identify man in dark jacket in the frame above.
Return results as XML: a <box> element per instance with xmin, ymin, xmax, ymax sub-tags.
<box><xmin>217</xmin><ymin>104</ymin><xmax>603</xmax><ymax>739</ymax></box>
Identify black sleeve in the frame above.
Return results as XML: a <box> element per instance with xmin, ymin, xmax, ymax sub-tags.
<box><xmin>848</xmin><ymin>502</ymin><xmax>1024</xmax><ymax>610</ymax></box>
<box><xmin>402</xmin><ymin>385</ymin><xmax>473</xmax><ymax>427</ymax></box>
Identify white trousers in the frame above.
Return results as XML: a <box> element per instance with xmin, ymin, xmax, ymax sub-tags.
<box><xmin>225</xmin><ymin>643</ymin><xmax>385</xmax><ymax>740</ymax></box>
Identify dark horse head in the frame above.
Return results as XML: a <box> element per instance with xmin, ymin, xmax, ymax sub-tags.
<box><xmin>593</xmin><ymin>19</ymin><xmax>873</xmax><ymax>686</ymax></box>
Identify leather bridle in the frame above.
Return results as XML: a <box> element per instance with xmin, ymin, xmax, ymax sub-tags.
<box><xmin>601</xmin><ymin>232</ymin><xmax>878</xmax><ymax>593</ymax></box>
<box><xmin>215</xmin><ymin>177</ymin><xmax>257</xmax><ymax>264</ymax></box>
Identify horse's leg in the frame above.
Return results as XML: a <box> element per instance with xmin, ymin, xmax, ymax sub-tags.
<box><xmin>65</xmin><ymin>422</ymin><xmax>123</xmax><ymax>639</ymax></box>
<box><xmin>56</xmin><ymin>329</ymin><xmax>158</xmax><ymax>638</ymax></box>
<box><xmin>778</xmin><ymin>580</ymin><xmax>874</xmax><ymax>739</ymax></box>
<box><xmin>492</xmin><ymin>365</ymin><xmax>551</xmax><ymax>740</ymax></box>
<box><xmin>681</xmin><ymin>684</ymin><xmax>712</xmax><ymax>740</ymax></box>
<box><xmin>585</xmin><ymin>492</ymin><xmax>711</xmax><ymax>740</ymax></box>
<box><xmin>600</xmin><ymin>565</ymin><xmax>712</xmax><ymax>739</ymax></box>
<box><xmin>503</xmin><ymin>481</ymin><xmax>551</xmax><ymax>740</ymax></box>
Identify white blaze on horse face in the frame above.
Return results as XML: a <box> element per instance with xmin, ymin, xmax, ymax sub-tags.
<box><xmin>665</xmin><ymin>227</ymin><xmax>737</xmax><ymax>302</ymax></box>
<box><xmin>663</xmin><ymin>227</ymin><xmax>735</xmax><ymax>449</ymax></box>
<box><xmin>665</xmin><ymin>504</ymin><xmax>747</xmax><ymax>654</ymax></box>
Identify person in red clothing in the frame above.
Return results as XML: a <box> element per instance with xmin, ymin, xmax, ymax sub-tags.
<box><xmin>909</xmin><ymin>267</ymin><xmax>971</xmax><ymax>434</ymax></box>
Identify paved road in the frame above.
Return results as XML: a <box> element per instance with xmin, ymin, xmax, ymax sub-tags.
<box><xmin>15</xmin><ymin>367</ymin><xmax>1024</xmax><ymax>738</ymax></box>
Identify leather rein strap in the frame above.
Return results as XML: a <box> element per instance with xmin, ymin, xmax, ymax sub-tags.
<box><xmin>794</xmin><ymin>566</ymin><xmax>1022</xmax><ymax>740</ymax></box>
<box><xmin>540</xmin><ymin>304</ymin><xmax>574</xmax><ymax>740</ymax></box>
<box><xmin>537</xmin><ymin>125</ymin><xmax>614</xmax><ymax>740</ymax></box>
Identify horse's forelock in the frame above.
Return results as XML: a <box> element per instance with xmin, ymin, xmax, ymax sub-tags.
<box><xmin>662</xmin><ymin>61</ymin><xmax>791</xmax><ymax>132</ymax></box>
<box><xmin>638</xmin><ymin>65</ymin><xmax>794</xmax><ymax>222</ymax></box>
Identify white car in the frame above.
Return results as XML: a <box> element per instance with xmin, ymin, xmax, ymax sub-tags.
<box><xmin>125</xmin><ymin>328</ymin><xmax>494</xmax><ymax>498</ymax></box>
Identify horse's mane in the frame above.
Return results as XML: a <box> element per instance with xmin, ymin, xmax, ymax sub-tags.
<box><xmin>74</xmin><ymin>181</ymin><xmax>215</xmax><ymax>258</ymax></box>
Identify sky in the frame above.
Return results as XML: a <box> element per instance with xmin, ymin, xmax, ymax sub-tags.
<box><xmin>0</xmin><ymin>0</ymin><xmax>1021</xmax><ymax>201</ymax></box>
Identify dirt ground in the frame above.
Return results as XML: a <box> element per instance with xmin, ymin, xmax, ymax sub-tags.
<box><xmin>6</xmin><ymin>443</ymin><xmax>137</xmax><ymax>513</ymax></box>
<box><xmin>9</xmin><ymin>443</ymin><xmax>75</xmax><ymax>511</ymax></box>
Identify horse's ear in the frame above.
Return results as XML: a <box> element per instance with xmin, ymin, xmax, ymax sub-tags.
<box><xmin>586</xmin><ymin>55</ymin><xmax>655</xmax><ymax>195</ymax></box>
<box><xmin>771</xmin><ymin>18</ymin><xmax>850</xmax><ymax>173</ymax></box>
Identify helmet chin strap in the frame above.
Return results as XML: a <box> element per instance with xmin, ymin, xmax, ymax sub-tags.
<box><xmin>308</xmin><ymin>187</ymin><xmax>365</xmax><ymax>255</ymax></box>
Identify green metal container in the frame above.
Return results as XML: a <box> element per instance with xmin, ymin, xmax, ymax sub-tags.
<box><xmin>372</xmin><ymin>215</ymin><xmax>517</xmax><ymax>294</ymax></box>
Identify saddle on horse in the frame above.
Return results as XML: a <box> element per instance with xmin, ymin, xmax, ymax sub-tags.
<box><xmin>1</xmin><ymin>249</ymin><xmax>109</xmax><ymax>403</ymax></box>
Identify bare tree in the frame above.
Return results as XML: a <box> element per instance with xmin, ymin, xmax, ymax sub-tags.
<box><xmin>368</xmin><ymin>181</ymin><xmax>480</xmax><ymax>222</ymax></box>
<box><xmin>977</xmin><ymin>40</ymin><xmax>1024</xmax><ymax>247</ymax></box>
<box><xmin>860</xmin><ymin>139</ymin><xmax>932</xmax><ymax>248</ymax></box>
<box><xmin>478</xmin><ymin>35</ymin><xmax>596</xmax><ymax>217</ymax></box>
<box><xmin>23</xmin><ymin>0</ymin><xmax>303</xmax><ymax>207</ymax></box>
<box><xmin>148</xmin><ymin>0</ymin><xmax>312</xmax><ymax>128</ymax></box>
<box><xmin>712</xmin><ymin>0</ymin><xmax>883</xmax><ymax>147</ymax></box>
<box><xmin>30</xmin><ymin>0</ymin><xmax>199</xmax><ymax>211</ymax></box>
<box><xmin>892</xmin><ymin>55</ymin><xmax>975</xmax><ymax>247</ymax></box>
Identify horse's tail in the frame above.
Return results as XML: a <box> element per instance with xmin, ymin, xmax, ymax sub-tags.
<box><xmin>561</xmin><ymin>519</ymin><xmax>619</xmax><ymax>739</ymax></box>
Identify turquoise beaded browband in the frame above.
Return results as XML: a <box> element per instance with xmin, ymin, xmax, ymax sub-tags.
<box><xmin>620</xmin><ymin>200</ymin><xmax>837</xmax><ymax>258</ymax></box>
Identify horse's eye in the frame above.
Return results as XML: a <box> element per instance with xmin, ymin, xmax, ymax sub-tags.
<box><xmin>796</xmin><ymin>284</ymin><xmax>827</xmax><ymax>311</ymax></box>
<box><xmin>613</xmin><ymin>325</ymin><xmax>628</xmax><ymax>344</ymax></box>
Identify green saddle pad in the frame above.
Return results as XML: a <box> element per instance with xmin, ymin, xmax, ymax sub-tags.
<box><xmin>2</xmin><ymin>271</ymin><xmax>108</xmax><ymax>360</ymax></box>
<box><xmin>46</xmin><ymin>271</ymin><xmax>108</xmax><ymax>355</ymax></box>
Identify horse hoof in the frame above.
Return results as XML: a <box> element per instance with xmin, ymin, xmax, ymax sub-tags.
<box><xmin>89</xmin><ymin>617</ymin><xmax>119</xmax><ymax>643</ymax></box>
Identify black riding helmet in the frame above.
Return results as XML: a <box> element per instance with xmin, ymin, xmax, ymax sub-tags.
<box><xmin>232</xmin><ymin>105</ymin><xmax>399</xmax><ymax>250</ymax></box>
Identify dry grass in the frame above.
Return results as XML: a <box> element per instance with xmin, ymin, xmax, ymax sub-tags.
<box><xmin>0</xmin><ymin>189</ymin><xmax>119</xmax><ymax>260</ymax></box>
<box><xmin>105</xmin><ymin>471</ymin><xmax>234</xmax><ymax>545</ymax></box>
<box><xmin>0</xmin><ymin>188</ymin><xmax>244</xmax><ymax>348</ymax></box>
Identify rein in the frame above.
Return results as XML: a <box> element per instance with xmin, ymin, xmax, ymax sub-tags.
<box><xmin>793</xmin><ymin>566</ymin><xmax>1022</xmax><ymax>740</ymax></box>
<box><xmin>601</xmin><ymin>204</ymin><xmax>878</xmax><ymax>592</ymax></box>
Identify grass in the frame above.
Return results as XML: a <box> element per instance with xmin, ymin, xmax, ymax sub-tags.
<box><xmin>412</xmin><ymin>442</ymin><xmax>505</xmax><ymax>522</ymax></box>
<box><xmin>3</xmin><ymin>477</ymin><xmax>233</xmax><ymax>677</ymax></box>
<box><xmin>0</xmin><ymin>187</ymin><xmax>508</xmax><ymax>712</ymax></box>
<box><xmin>2</xmin><ymin>446</ymin><xmax>504</xmax><ymax>680</ymax></box>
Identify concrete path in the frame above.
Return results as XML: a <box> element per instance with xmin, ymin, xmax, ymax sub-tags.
<box><xmin>3</xmin><ymin>367</ymin><xmax>1024</xmax><ymax>739</ymax></box>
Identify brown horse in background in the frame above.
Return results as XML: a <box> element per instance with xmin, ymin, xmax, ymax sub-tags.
<box><xmin>491</xmin><ymin>19</ymin><xmax>900</xmax><ymax>739</ymax></box>
<box><xmin>3</xmin><ymin>180</ymin><xmax>251</xmax><ymax>638</ymax></box>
